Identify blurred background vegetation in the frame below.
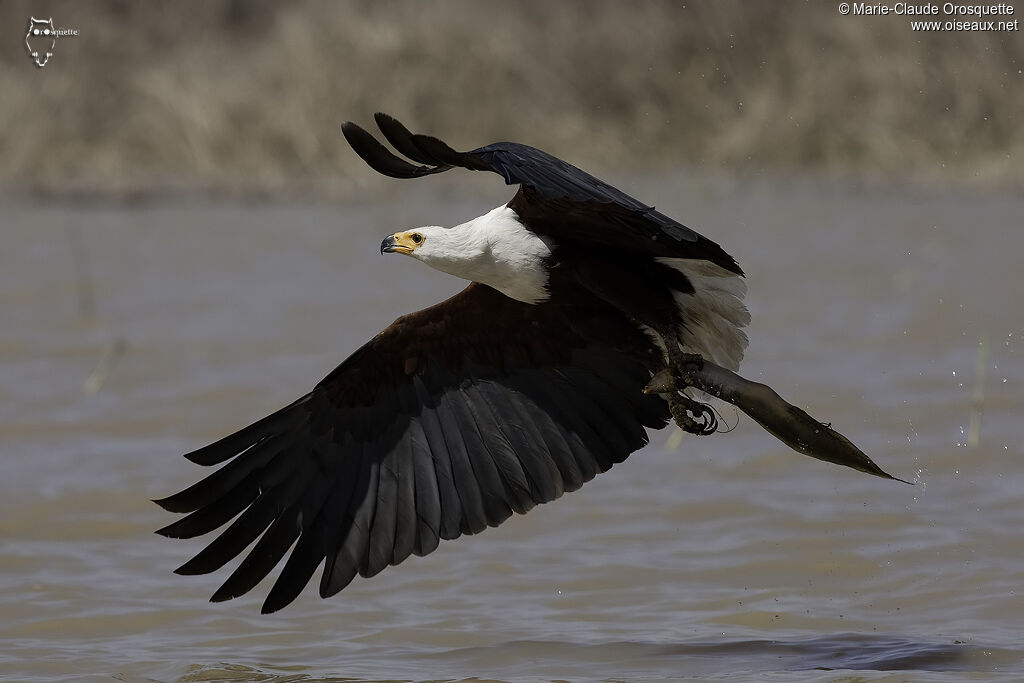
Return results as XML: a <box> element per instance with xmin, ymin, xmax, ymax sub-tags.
<box><xmin>1</xmin><ymin>0</ymin><xmax>1021</xmax><ymax>198</ymax></box>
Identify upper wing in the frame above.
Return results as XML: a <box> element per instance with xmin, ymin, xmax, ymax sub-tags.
<box><xmin>342</xmin><ymin>113</ymin><xmax>742</xmax><ymax>274</ymax></box>
<box><xmin>156</xmin><ymin>284</ymin><xmax>669</xmax><ymax>613</ymax></box>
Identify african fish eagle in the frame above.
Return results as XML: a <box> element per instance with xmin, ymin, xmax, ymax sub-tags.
<box><xmin>156</xmin><ymin>113</ymin><xmax>901</xmax><ymax>613</ymax></box>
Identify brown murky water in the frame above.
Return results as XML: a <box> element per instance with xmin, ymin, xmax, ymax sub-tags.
<box><xmin>1</xmin><ymin>176</ymin><xmax>1021</xmax><ymax>682</ymax></box>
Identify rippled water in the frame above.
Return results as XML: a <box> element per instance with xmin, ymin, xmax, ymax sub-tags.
<box><xmin>2</xmin><ymin>176</ymin><xmax>1021</xmax><ymax>682</ymax></box>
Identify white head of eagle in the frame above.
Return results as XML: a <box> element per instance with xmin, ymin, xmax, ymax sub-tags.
<box><xmin>380</xmin><ymin>205</ymin><xmax>556</xmax><ymax>305</ymax></box>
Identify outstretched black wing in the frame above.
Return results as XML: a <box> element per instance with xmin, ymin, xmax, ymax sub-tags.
<box><xmin>342</xmin><ymin>113</ymin><xmax>743</xmax><ymax>274</ymax></box>
<box><xmin>157</xmin><ymin>284</ymin><xmax>669</xmax><ymax>613</ymax></box>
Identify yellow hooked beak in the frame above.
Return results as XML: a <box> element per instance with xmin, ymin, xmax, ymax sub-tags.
<box><xmin>380</xmin><ymin>231</ymin><xmax>423</xmax><ymax>255</ymax></box>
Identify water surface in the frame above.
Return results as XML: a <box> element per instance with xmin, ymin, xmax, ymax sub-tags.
<box><xmin>1</xmin><ymin>176</ymin><xmax>1021</xmax><ymax>681</ymax></box>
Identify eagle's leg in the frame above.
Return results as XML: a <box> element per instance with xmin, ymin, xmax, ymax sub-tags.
<box><xmin>644</xmin><ymin>339</ymin><xmax>718</xmax><ymax>436</ymax></box>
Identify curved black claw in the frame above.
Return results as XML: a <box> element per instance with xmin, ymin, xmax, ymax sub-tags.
<box><xmin>691</xmin><ymin>400</ymin><xmax>718</xmax><ymax>435</ymax></box>
<box><xmin>670</xmin><ymin>394</ymin><xmax>718</xmax><ymax>436</ymax></box>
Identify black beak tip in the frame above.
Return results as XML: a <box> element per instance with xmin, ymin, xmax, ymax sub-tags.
<box><xmin>380</xmin><ymin>235</ymin><xmax>395</xmax><ymax>254</ymax></box>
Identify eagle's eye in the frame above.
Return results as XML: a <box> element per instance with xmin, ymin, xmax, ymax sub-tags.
<box><xmin>411</xmin><ymin>233</ymin><xmax>423</xmax><ymax>244</ymax></box>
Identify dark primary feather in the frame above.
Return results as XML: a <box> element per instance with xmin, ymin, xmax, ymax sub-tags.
<box><xmin>340</xmin><ymin>121</ymin><xmax>444</xmax><ymax>179</ymax></box>
<box><xmin>157</xmin><ymin>284</ymin><xmax>669</xmax><ymax>613</ymax></box>
<box><xmin>341</xmin><ymin>113</ymin><xmax>742</xmax><ymax>274</ymax></box>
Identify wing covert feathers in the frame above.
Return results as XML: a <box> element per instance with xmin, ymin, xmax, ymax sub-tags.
<box><xmin>158</xmin><ymin>284</ymin><xmax>668</xmax><ymax>612</ymax></box>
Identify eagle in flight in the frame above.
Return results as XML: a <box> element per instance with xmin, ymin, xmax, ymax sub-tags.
<box><xmin>156</xmin><ymin>114</ymin><xmax>901</xmax><ymax>613</ymax></box>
